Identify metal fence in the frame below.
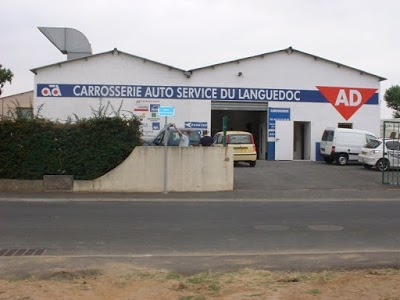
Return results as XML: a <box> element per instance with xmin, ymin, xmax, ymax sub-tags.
<box><xmin>382</xmin><ymin>121</ymin><xmax>400</xmax><ymax>185</ymax></box>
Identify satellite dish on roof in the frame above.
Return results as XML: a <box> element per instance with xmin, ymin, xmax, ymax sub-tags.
<box><xmin>38</xmin><ymin>27</ymin><xmax>92</xmax><ymax>60</ymax></box>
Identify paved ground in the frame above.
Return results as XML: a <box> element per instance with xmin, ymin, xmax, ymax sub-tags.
<box><xmin>0</xmin><ymin>161</ymin><xmax>399</xmax><ymax>275</ymax></box>
<box><xmin>0</xmin><ymin>160</ymin><xmax>398</xmax><ymax>200</ymax></box>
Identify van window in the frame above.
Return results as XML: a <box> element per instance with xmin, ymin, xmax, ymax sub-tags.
<box><xmin>322</xmin><ymin>130</ymin><xmax>334</xmax><ymax>142</ymax></box>
<box><xmin>366</xmin><ymin>134</ymin><xmax>376</xmax><ymax>143</ymax></box>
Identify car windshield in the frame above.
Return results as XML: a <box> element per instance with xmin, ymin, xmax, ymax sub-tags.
<box><xmin>365</xmin><ymin>139</ymin><xmax>382</xmax><ymax>149</ymax></box>
<box><xmin>228</xmin><ymin>134</ymin><xmax>252</xmax><ymax>144</ymax></box>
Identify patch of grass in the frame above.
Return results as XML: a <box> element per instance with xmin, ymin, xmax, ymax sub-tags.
<box><xmin>208</xmin><ymin>282</ymin><xmax>221</xmax><ymax>292</ymax></box>
<box><xmin>309</xmin><ymin>288</ymin><xmax>321</xmax><ymax>296</ymax></box>
<box><xmin>247</xmin><ymin>292</ymin><xmax>265</xmax><ymax>297</ymax></box>
<box><xmin>179</xmin><ymin>296</ymin><xmax>206</xmax><ymax>300</ymax></box>
<box><xmin>274</xmin><ymin>271</ymin><xmax>336</xmax><ymax>284</ymax></box>
<box><xmin>186</xmin><ymin>272</ymin><xmax>222</xmax><ymax>292</ymax></box>
<box><xmin>6</xmin><ymin>274</ymin><xmax>33</xmax><ymax>282</ymax></box>
<box><xmin>42</xmin><ymin>269</ymin><xmax>101</xmax><ymax>281</ymax></box>
<box><xmin>366</xmin><ymin>268</ymin><xmax>400</xmax><ymax>276</ymax></box>
<box><xmin>277</xmin><ymin>277</ymin><xmax>299</xmax><ymax>283</ymax></box>
<box><xmin>166</xmin><ymin>272</ymin><xmax>182</xmax><ymax>280</ymax></box>
<box><xmin>136</xmin><ymin>272</ymin><xmax>154</xmax><ymax>279</ymax></box>
<box><xmin>187</xmin><ymin>272</ymin><xmax>218</xmax><ymax>285</ymax></box>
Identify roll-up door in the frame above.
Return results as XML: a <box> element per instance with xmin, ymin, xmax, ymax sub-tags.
<box><xmin>211</xmin><ymin>101</ymin><xmax>268</xmax><ymax>111</ymax></box>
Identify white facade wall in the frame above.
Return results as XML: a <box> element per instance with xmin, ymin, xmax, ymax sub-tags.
<box><xmin>33</xmin><ymin>48</ymin><xmax>383</xmax><ymax>161</ymax></box>
<box><xmin>186</xmin><ymin>51</ymin><xmax>381</xmax><ymax>160</ymax></box>
<box><xmin>34</xmin><ymin>51</ymin><xmax>211</xmax><ymax>138</ymax></box>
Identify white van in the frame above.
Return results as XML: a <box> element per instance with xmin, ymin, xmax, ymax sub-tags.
<box><xmin>320</xmin><ymin>128</ymin><xmax>377</xmax><ymax>165</ymax></box>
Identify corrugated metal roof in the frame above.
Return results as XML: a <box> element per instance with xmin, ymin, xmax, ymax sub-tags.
<box><xmin>31</xmin><ymin>46</ymin><xmax>386</xmax><ymax>82</ymax></box>
<box><xmin>30</xmin><ymin>48</ymin><xmax>186</xmax><ymax>74</ymax></box>
<box><xmin>189</xmin><ymin>47</ymin><xmax>387</xmax><ymax>82</ymax></box>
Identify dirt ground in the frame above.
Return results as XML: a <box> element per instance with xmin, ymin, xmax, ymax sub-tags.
<box><xmin>1</xmin><ymin>265</ymin><xmax>400</xmax><ymax>300</ymax></box>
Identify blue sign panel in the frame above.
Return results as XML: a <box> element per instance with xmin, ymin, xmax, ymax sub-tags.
<box><xmin>268</xmin><ymin>131</ymin><xmax>275</xmax><ymax>137</ymax></box>
<box><xmin>269</xmin><ymin>108</ymin><xmax>291</xmax><ymax>121</ymax></box>
<box><xmin>268</xmin><ymin>107</ymin><xmax>291</xmax><ymax>130</ymax></box>
<box><xmin>35</xmin><ymin>84</ymin><xmax>380</xmax><ymax>105</ymax></box>
<box><xmin>150</xmin><ymin>104</ymin><xmax>159</xmax><ymax>112</ymax></box>
<box><xmin>184</xmin><ymin>122</ymin><xmax>208</xmax><ymax>129</ymax></box>
<box><xmin>152</xmin><ymin>122</ymin><xmax>160</xmax><ymax>130</ymax></box>
<box><xmin>158</xmin><ymin>106</ymin><xmax>175</xmax><ymax>117</ymax></box>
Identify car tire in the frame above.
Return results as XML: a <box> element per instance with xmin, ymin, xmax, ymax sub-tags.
<box><xmin>363</xmin><ymin>164</ymin><xmax>373</xmax><ymax>169</ymax></box>
<box><xmin>323</xmin><ymin>157</ymin><xmax>334</xmax><ymax>164</ymax></box>
<box><xmin>249</xmin><ymin>161</ymin><xmax>256</xmax><ymax>167</ymax></box>
<box><xmin>336</xmin><ymin>153</ymin><xmax>348</xmax><ymax>165</ymax></box>
<box><xmin>376</xmin><ymin>158</ymin><xmax>390</xmax><ymax>172</ymax></box>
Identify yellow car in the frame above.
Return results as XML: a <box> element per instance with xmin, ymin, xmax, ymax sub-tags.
<box><xmin>213</xmin><ymin>131</ymin><xmax>257</xmax><ymax>167</ymax></box>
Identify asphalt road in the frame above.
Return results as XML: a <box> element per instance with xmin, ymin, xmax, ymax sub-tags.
<box><xmin>0</xmin><ymin>200</ymin><xmax>400</xmax><ymax>274</ymax></box>
<box><xmin>0</xmin><ymin>160</ymin><xmax>399</xmax><ymax>275</ymax></box>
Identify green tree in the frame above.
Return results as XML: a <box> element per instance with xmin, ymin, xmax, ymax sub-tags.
<box><xmin>0</xmin><ymin>64</ymin><xmax>14</xmax><ymax>96</ymax></box>
<box><xmin>384</xmin><ymin>85</ymin><xmax>400</xmax><ymax>118</ymax></box>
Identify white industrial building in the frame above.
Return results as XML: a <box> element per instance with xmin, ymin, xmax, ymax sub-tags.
<box><xmin>32</xmin><ymin>28</ymin><xmax>385</xmax><ymax>161</ymax></box>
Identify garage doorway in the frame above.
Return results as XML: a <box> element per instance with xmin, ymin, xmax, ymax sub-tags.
<box><xmin>293</xmin><ymin>121</ymin><xmax>311</xmax><ymax>160</ymax></box>
<box><xmin>211</xmin><ymin>102</ymin><xmax>268</xmax><ymax>160</ymax></box>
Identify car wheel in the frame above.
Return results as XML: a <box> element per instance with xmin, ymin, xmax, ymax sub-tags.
<box><xmin>336</xmin><ymin>153</ymin><xmax>348</xmax><ymax>165</ymax></box>
<box><xmin>323</xmin><ymin>157</ymin><xmax>334</xmax><ymax>164</ymax></box>
<box><xmin>376</xmin><ymin>158</ymin><xmax>390</xmax><ymax>172</ymax></box>
<box><xmin>249</xmin><ymin>161</ymin><xmax>256</xmax><ymax>167</ymax></box>
<box><xmin>363</xmin><ymin>164</ymin><xmax>373</xmax><ymax>169</ymax></box>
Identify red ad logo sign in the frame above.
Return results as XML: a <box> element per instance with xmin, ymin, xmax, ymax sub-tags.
<box><xmin>316</xmin><ymin>86</ymin><xmax>377</xmax><ymax>120</ymax></box>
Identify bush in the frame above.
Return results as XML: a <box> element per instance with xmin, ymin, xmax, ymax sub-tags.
<box><xmin>0</xmin><ymin>116</ymin><xmax>142</xmax><ymax>180</ymax></box>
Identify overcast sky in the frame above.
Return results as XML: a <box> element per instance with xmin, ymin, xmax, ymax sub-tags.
<box><xmin>1</xmin><ymin>0</ymin><xmax>398</xmax><ymax>118</ymax></box>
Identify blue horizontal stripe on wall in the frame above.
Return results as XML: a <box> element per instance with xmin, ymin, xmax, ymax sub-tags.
<box><xmin>36</xmin><ymin>84</ymin><xmax>379</xmax><ymax>105</ymax></box>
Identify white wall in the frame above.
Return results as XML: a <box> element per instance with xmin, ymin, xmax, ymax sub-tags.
<box><xmin>34</xmin><ymin>49</ymin><xmax>382</xmax><ymax>160</ymax></box>
<box><xmin>34</xmin><ymin>51</ymin><xmax>211</xmax><ymax>139</ymax></box>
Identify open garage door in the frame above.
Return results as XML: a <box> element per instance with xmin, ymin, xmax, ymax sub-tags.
<box><xmin>211</xmin><ymin>101</ymin><xmax>268</xmax><ymax>160</ymax></box>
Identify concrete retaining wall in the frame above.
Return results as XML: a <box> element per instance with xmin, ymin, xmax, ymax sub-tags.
<box><xmin>0</xmin><ymin>179</ymin><xmax>43</xmax><ymax>192</ymax></box>
<box><xmin>0</xmin><ymin>146</ymin><xmax>234</xmax><ymax>192</ymax></box>
<box><xmin>74</xmin><ymin>146</ymin><xmax>233</xmax><ymax>192</ymax></box>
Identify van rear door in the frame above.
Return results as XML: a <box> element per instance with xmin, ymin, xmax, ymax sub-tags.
<box><xmin>320</xmin><ymin>129</ymin><xmax>334</xmax><ymax>156</ymax></box>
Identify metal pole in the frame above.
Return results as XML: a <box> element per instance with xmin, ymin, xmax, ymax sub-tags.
<box><xmin>163</xmin><ymin>116</ymin><xmax>168</xmax><ymax>194</ymax></box>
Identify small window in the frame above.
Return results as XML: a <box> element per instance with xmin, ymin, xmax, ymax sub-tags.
<box><xmin>338</xmin><ymin>123</ymin><xmax>353</xmax><ymax>129</ymax></box>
